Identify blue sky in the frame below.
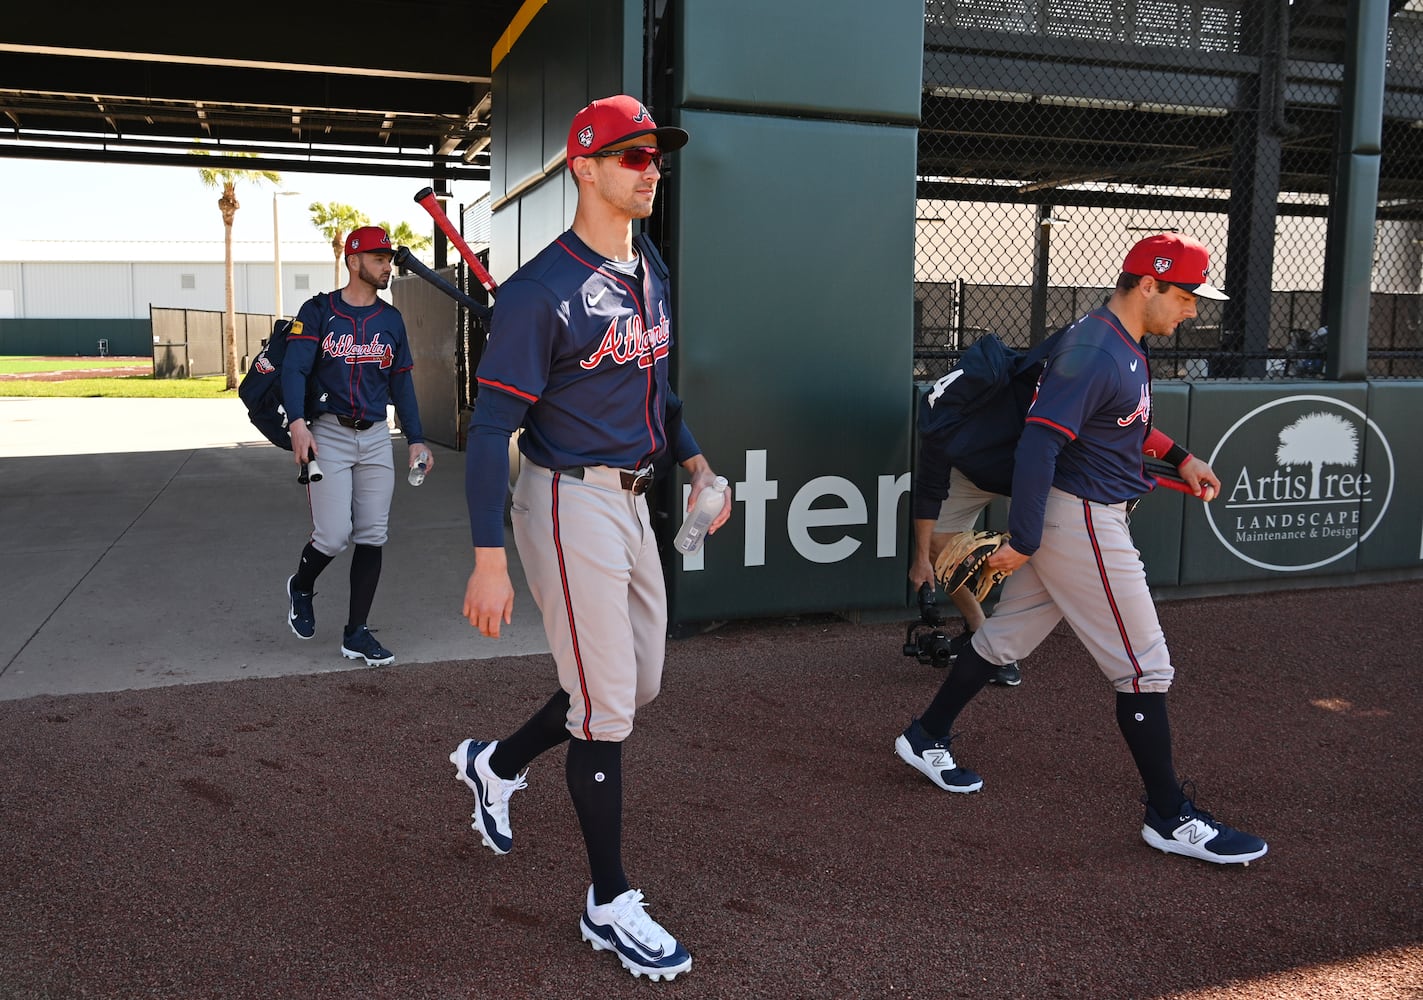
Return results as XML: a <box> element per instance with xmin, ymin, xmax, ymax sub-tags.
<box><xmin>0</xmin><ymin>157</ymin><xmax>489</xmax><ymax>247</ymax></box>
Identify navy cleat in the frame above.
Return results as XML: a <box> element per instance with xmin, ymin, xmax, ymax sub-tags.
<box><xmin>1141</xmin><ymin>792</ymin><xmax>1267</xmax><ymax>865</ymax></box>
<box><xmin>991</xmin><ymin>661</ymin><xmax>1022</xmax><ymax>686</ymax></box>
<box><xmin>340</xmin><ymin>624</ymin><xmax>394</xmax><ymax>666</ymax></box>
<box><xmin>895</xmin><ymin>719</ymin><xmax>983</xmax><ymax>793</ymax></box>
<box><xmin>450</xmin><ymin>739</ymin><xmax>527</xmax><ymax>855</ymax></box>
<box><xmin>287</xmin><ymin>576</ymin><xmax>315</xmax><ymax>639</ymax></box>
<box><xmin>580</xmin><ymin>886</ymin><xmax>692</xmax><ymax>982</ymax></box>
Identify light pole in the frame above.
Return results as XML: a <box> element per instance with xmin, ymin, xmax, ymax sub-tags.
<box><xmin>272</xmin><ymin>190</ymin><xmax>302</xmax><ymax>318</ymax></box>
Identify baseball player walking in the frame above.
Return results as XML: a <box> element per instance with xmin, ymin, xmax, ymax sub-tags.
<box><xmin>896</xmin><ymin>234</ymin><xmax>1267</xmax><ymax>865</ymax></box>
<box><xmin>452</xmin><ymin>96</ymin><xmax>729</xmax><ymax>981</ymax></box>
<box><xmin>281</xmin><ymin>225</ymin><xmax>433</xmax><ymax>666</ymax></box>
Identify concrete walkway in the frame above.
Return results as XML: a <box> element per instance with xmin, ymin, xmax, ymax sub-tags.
<box><xmin>0</xmin><ymin>396</ymin><xmax>548</xmax><ymax>700</ymax></box>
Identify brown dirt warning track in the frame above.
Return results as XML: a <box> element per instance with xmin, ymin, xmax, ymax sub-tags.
<box><xmin>1</xmin><ymin>581</ymin><xmax>1420</xmax><ymax>999</ymax></box>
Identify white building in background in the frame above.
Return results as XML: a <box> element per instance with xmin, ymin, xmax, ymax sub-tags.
<box><xmin>0</xmin><ymin>240</ymin><xmax>340</xmax><ymax>320</ymax></box>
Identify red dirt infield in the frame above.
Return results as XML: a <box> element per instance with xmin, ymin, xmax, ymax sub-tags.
<box><xmin>1</xmin><ymin>582</ymin><xmax>1419</xmax><ymax>999</ymax></box>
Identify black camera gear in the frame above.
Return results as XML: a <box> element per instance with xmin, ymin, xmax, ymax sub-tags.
<box><xmin>903</xmin><ymin>584</ymin><xmax>960</xmax><ymax>669</ymax></box>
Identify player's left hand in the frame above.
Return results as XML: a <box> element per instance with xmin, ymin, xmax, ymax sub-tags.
<box><xmin>409</xmin><ymin>443</ymin><xmax>435</xmax><ymax>473</ymax></box>
<box><xmin>1178</xmin><ymin>455</ymin><xmax>1220</xmax><ymax>502</ymax></box>
<box><xmin>683</xmin><ymin>459</ymin><xmax>733</xmax><ymax>534</ymax></box>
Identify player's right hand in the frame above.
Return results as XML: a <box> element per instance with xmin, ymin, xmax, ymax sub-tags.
<box><xmin>289</xmin><ymin>421</ymin><xmax>317</xmax><ymax>464</ymax></box>
<box><xmin>908</xmin><ymin>555</ymin><xmax>935</xmax><ymax>591</ymax></box>
<box><xmin>463</xmin><ymin>550</ymin><xmax>514</xmax><ymax>638</ymax></box>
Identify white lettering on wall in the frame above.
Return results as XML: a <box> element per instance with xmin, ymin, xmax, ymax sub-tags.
<box><xmin>789</xmin><ymin>476</ymin><xmax>866</xmax><ymax>563</ymax></box>
<box><xmin>680</xmin><ymin>449</ymin><xmax>910</xmax><ymax>571</ymax></box>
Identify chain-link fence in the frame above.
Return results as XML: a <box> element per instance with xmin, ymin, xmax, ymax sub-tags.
<box><xmin>916</xmin><ymin>0</ymin><xmax>1423</xmax><ymax>382</ymax></box>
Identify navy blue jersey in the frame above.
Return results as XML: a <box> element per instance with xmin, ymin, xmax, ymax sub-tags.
<box><xmin>281</xmin><ymin>292</ymin><xmax>423</xmax><ymax>441</ymax></box>
<box><xmin>465</xmin><ymin>230</ymin><xmax>697</xmax><ymax>547</ymax></box>
<box><xmin>1008</xmin><ymin>307</ymin><xmax>1155</xmax><ymax>551</ymax></box>
<box><xmin>476</xmin><ymin>230</ymin><xmax>677</xmax><ymax>468</ymax></box>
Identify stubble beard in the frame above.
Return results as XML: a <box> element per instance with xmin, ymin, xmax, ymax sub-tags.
<box><xmin>356</xmin><ymin>258</ymin><xmax>391</xmax><ymax>290</ymax></box>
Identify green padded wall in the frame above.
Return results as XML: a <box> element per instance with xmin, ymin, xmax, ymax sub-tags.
<box><xmin>666</xmin><ymin>110</ymin><xmax>918</xmax><ymax>620</ymax></box>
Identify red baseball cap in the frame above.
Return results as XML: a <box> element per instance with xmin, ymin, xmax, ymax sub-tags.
<box><xmin>566</xmin><ymin>95</ymin><xmax>689</xmax><ymax>162</ymax></box>
<box><xmin>343</xmin><ymin>226</ymin><xmax>395</xmax><ymax>257</ymax></box>
<box><xmin>1122</xmin><ymin>233</ymin><xmax>1227</xmax><ymax>300</ymax></box>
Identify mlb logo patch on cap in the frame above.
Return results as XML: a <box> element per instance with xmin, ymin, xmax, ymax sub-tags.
<box><xmin>1122</xmin><ymin>233</ymin><xmax>1228</xmax><ymax>301</ymax></box>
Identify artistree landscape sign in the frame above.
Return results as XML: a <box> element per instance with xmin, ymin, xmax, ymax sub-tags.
<box><xmin>1205</xmin><ymin>396</ymin><xmax>1395</xmax><ymax>572</ymax></box>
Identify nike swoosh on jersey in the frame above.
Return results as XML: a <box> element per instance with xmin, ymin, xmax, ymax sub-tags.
<box><xmin>1130</xmin><ymin>359</ymin><xmax>1139</xmax><ymax>371</ymax></box>
<box><xmin>587</xmin><ymin>287</ymin><xmax>608</xmax><ymax>306</ymax></box>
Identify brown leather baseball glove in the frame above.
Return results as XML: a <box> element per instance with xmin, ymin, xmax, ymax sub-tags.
<box><xmin>934</xmin><ymin>530</ymin><xmax>1014</xmax><ymax>603</ymax></box>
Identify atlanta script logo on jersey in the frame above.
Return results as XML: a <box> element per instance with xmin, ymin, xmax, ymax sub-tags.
<box><xmin>581</xmin><ymin>302</ymin><xmax>671</xmax><ymax>371</ymax></box>
<box><xmin>1117</xmin><ymin>384</ymin><xmax>1151</xmax><ymax>427</ymax></box>
<box><xmin>322</xmin><ymin>331</ymin><xmax>394</xmax><ymax>369</ymax></box>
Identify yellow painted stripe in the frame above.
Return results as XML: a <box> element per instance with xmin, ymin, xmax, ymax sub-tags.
<box><xmin>492</xmin><ymin>0</ymin><xmax>548</xmax><ymax>72</ymax></box>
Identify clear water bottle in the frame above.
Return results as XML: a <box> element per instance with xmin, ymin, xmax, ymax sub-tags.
<box><xmin>408</xmin><ymin>460</ymin><xmax>428</xmax><ymax>487</ymax></box>
<box><xmin>673</xmin><ymin>476</ymin><xmax>728</xmax><ymax>555</ymax></box>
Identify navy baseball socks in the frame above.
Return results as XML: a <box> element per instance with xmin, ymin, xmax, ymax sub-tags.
<box><xmin>570</xmin><ymin>739</ymin><xmax>691</xmax><ymax>981</ymax></box>
<box><xmin>897</xmin><ymin>640</ymin><xmax>995</xmax><ymax>792</ymax></box>
<box><xmin>287</xmin><ymin>543</ymin><xmax>331</xmax><ymax>639</ymax></box>
<box><xmin>1118</xmin><ymin>692</ymin><xmax>1267</xmax><ymax>864</ymax></box>
<box><xmin>948</xmin><ymin>629</ymin><xmax>1021</xmax><ymax>686</ymax></box>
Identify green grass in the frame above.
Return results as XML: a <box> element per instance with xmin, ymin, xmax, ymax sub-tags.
<box><xmin>0</xmin><ymin>375</ymin><xmax>234</xmax><ymax>399</ymax></box>
<box><xmin>0</xmin><ymin>356</ymin><xmax>156</xmax><ymax>375</ymax></box>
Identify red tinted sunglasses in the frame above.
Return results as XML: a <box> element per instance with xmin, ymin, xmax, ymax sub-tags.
<box><xmin>586</xmin><ymin>146</ymin><xmax>664</xmax><ymax>171</ymax></box>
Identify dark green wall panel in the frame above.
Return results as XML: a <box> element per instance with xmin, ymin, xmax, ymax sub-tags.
<box><xmin>668</xmin><ymin>109</ymin><xmax>918</xmax><ymax>621</ymax></box>
<box><xmin>0</xmin><ymin>319</ymin><xmax>152</xmax><ymax>357</ymax></box>
<box><xmin>676</xmin><ymin>0</ymin><xmax>924</xmax><ymax>122</ymax></box>
<box><xmin>1358</xmin><ymin>381</ymin><xmax>1422</xmax><ymax>572</ymax></box>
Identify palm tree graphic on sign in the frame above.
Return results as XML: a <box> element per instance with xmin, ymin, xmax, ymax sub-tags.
<box><xmin>1275</xmin><ymin>412</ymin><xmax>1359</xmax><ymax>499</ymax></box>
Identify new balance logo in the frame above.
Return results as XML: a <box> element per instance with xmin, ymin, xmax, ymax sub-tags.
<box><xmin>1176</xmin><ymin>819</ymin><xmax>1216</xmax><ymax>845</ymax></box>
<box><xmin>924</xmin><ymin>749</ymin><xmax>956</xmax><ymax>770</ymax></box>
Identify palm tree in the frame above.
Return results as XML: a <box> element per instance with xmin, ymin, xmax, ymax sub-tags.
<box><xmin>193</xmin><ymin>149</ymin><xmax>281</xmax><ymax>390</ymax></box>
<box><xmin>309</xmin><ymin>202</ymin><xmax>370</xmax><ymax>288</ymax></box>
<box><xmin>1275</xmin><ymin>412</ymin><xmax>1359</xmax><ymax>499</ymax></box>
<box><xmin>379</xmin><ymin>220</ymin><xmax>433</xmax><ymax>260</ymax></box>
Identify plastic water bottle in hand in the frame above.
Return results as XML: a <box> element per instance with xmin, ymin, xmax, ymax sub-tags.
<box><xmin>673</xmin><ymin>476</ymin><xmax>728</xmax><ymax>555</ymax></box>
<box><xmin>408</xmin><ymin>461</ymin><xmax>428</xmax><ymax>487</ymax></box>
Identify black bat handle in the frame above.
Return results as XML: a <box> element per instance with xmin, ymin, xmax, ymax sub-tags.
<box><xmin>394</xmin><ymin>246</ymin><xmax>492</xmax><ymax>321</ymax></box>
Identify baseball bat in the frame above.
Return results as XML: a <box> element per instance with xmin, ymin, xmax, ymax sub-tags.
<box><xmin>1144</xmin><ymin>456</ymin><xmax>1207</xmax><ymax>498</ymax></box>
<box><xmin>413</xmin><ymin>187</ymin><xmax>499</xmax><ymax>296</ymax></box>
<box><xmin>394</xmin><ymin>246</ymin><xmax>493</xmax><ymax>322</ymax></box>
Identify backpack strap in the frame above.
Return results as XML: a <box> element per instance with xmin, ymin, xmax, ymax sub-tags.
<box><xmin>1014</xmin><ymin>324</ymin><xmax>1064</xmax><ymax>376</ymax></box>
<box><xmin>303</xmin><ymin>292</ymin><xmax>332</xmax><ymax>417</ymax></box>
<box><xmin>633</xmin><ymin>232</ymin><xmax>670</xmax><ymax>284</ymax></box>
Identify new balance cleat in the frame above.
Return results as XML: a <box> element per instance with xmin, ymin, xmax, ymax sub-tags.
<box><xmin>580</xmin><ymin>886</ymin><xmax>692</xmax><ymax>982</ymax></box>
<box><xmin>340</xmin><ymin>624</ymin><xmax>394</xmax><ymax>666</ymax></box>
<box><xmin>895</xmin><ymin>719</ymin><xmax>983</xmax><ymax>793</ymax></box>
<box><xmin>450</xmin><ymin>738</ymin><xmax>527</xmax><ymax>855</ymax></box>
<box><xmin>991</xmin><ymin>661</ymin><xmax>1022</xmax><ymax>686</ymax></box>
<box><xmin>1141</xmin><ymin>796</ymin><xmax>1268</xmax><ymax>865</ymax></box>
<box><xmin>287</xmin><ymin>576</ymin><xmax>315</xmax><ymax>639</ymax></box>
